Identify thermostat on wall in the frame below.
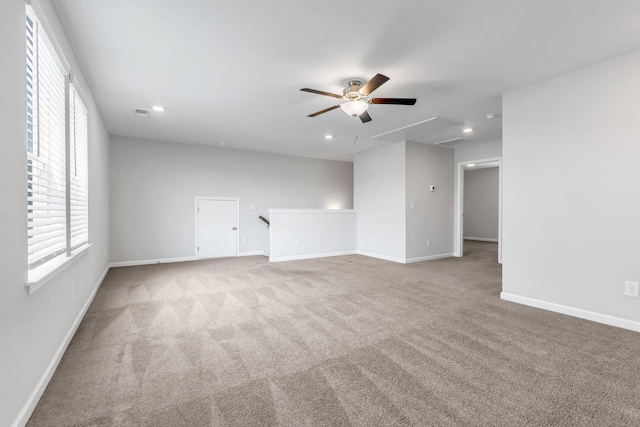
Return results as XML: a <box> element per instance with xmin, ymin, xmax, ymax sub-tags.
<box><xmin>429</xmin><ymin>185</ymin><xmax>436</xmax><ymax>192</ymax></box>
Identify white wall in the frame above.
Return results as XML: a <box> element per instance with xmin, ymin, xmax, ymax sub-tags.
<box><xmin>110</xmin><ymin>136</ymin><xmax>353</xmax><ymax>263</ymax></box>
<box><xmin>502</xmin><ymin>48</ymin><xmax>640</xmax><ymax>329</ymax></box>
<box><xmin>354</xmin><ymin>142</ymin><xmax>406</xmax><ymax>261</ymax></box>
<box><xmin>355</xmin><ymin>141</ymin><xmax>454</xmax><ymax>263</ymax></box>
<box><xmin>454</xmin><ymin>139</ymin><xmax>502</xmax><ymax>164</ymax></box>
<box><xmin>406</xmin><ymin>142</ymin><xmax>454</xmax><ymax>260</ymax></box>
<box><xmin>269</xmin><ymin>209</ymin><xmax>356</xmax><ymax>262</ymax></box>
<box><xmin>463</xmin><ymin>167</ymin><xmax>499</xmax><ymax>240</ymax></box>
<box><xmin>0</xmin><ymin>1</ymin><xmax>110</xmax><ymax>426</ymax></box>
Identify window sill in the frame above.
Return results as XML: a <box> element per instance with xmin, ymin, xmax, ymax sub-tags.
<box><xmin>25</xmin><ymin>243</ymin><xmax>92</xmax><ymax>295</ymax></box>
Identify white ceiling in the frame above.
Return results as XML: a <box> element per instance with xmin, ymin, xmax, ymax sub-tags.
<box><xmin>52</xmin><ymin>0</ymin><xmax>640</xmax><ymax>162</ymax></box>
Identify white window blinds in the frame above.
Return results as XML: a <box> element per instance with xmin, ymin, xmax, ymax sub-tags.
<box><xmin>26</xmin><ymin>5</ymin><xmax>89</xmax><ymax>277</ymax></box>
<box><xmin>26</xmin><ymin>8</ymin><xmax>67</xmax><ymax>268</ymax></box>
<box><xmin>69</xmin><ymin>84</ymin><xmax>89</xmax><ymax>249</ymax></box>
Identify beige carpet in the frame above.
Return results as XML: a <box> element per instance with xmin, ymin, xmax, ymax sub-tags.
<box><xmin>27</xmin><ymin>242</ymin><xmax>640</xmax><ymax>426</ymax></box>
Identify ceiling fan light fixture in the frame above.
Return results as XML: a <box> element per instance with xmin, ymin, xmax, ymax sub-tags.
<box><xmin>340</xmin><ymin>100</ymin><xmax>369</xmax><ymax>117</ymax></box>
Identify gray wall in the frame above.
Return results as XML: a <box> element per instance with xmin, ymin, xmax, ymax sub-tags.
<box><xmin>109</xmin><ymin>136</ymin><xmax>353</xmax><ymax>262</ymax></box>
<box><xmin>464</xmin><ymin>167</ymin><xmax>499</xmax><ymax>240</ymax></box>
<box><xmin>0</xmin><ymin>1</ymin><xmax>110</xmax><ymax>426</ymax></box>
<box><xmin>503</xmin><ymin>48</ymin><xmax>640</xmax><ymax>324</ymax></box>
<box><xmin>406</xmin><ymin>142</ymin><xmax>454</xmax><ymax>259</ymax></box>
<box><xmin>354</xmin><ymin>142</ymin><xmax>406</xmax><ymax>260</ymax></box>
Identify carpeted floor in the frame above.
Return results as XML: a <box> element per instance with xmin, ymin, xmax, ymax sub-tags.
<box><xmin>28</xmin><ymin>241</ymin><xmax>640</xmax><ymax>426</ymax></box>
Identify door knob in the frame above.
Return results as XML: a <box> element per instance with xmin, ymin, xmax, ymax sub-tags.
<box><xmin>232</xmin><ymin>227</ymin><xmax>237</xmax><ymax>230</ymax></box>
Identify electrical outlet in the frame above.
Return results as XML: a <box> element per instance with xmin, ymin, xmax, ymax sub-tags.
<box><xmin>373</xmin><ymin>238</ymin><xmax>377</xmax><ymax>244</ymax></box>
<box><xmin>624</xmin><ymin>281</ymin><xmax>639</xmax><ymax>298</ymax></box>
<box><xmin>427</xmin><ymin>239</ymin><xmax>431</xmax><ymax>247</ymax></box>
<box><xmin>242</xmin><ymin>236</ymin><xmax>248</xmax><ymax>244</ymax></box>
<box><xmin>410</xmin><ymin>202</ymin><xmax>415</xmax><ymax>210</ymax></box>
<box><xmin>70</xmin><ymin>284</ymin><xmax>75</xmax><ymax>302</ymax></box>
<box><xmin>296</xmin><ymin>238</ymin><xmax>301</xmax><ymax>246</ymax></box>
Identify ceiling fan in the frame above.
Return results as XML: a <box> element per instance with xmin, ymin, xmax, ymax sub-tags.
<box><xmin>300</xmin><ymin>73</ymin><xmax>416</xmax><ymax>123</ymax></box>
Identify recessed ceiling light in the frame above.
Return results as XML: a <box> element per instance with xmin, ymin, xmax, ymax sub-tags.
<box><xmin>463</xmin><ymin>127</ymin><xmax>473</xmax><ymax>133</ymax></box>
<box><xmin>152</xmin><ymin>106</ymin><xmax>165</xmax><ymax>112</ymax></box>
<box><xmin>325</xmin><ymin>135</ymin><xmax>333</xmax><ymax>139</ymax></box>
<box><xmin>220</xmin><ymin>142</ymin><xmax>227</xmax><ymax>146</ymax></box>
<box><xmin>467</xmin><ymin>163</ymin><xmax>476</xmax><ymax>167</ymax></box>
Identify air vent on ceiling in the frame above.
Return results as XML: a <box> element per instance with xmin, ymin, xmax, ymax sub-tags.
<box><xmin>370</xmin><ymin>117</ymin><xmax>463</xmax><ymax>143</ymax></box>
<box><xmin>134</xmin><ymin>108</ymin><xmax>150</xmax><ymax>118</ymax></box>
<box><xmin>433</xmin><ymin>137</ymin><xmax>463</xmax><ymax>146</ymax></box>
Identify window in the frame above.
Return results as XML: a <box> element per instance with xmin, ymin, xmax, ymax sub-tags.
<box><xmin>26</xmin><ymin>4</ymin><xmax>89</xmax><ymax>286</ymax></box>
<box><xmin>69</xmin><ymin>84</ymin><xmax>89</xmax><ymax>250</ymax></box>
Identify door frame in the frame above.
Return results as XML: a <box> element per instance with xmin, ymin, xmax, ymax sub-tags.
<box><xmin>454</xmin><ymin>157</ymin><xmax>502</xmax><ymax>263</ymax></box>
<box><xmin>194</xmin><ymin>197</ymin><xmax>240</xmax><ymax>259</ymax></box>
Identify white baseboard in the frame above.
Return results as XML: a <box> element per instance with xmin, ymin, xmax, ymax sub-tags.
<box><xmin>355</xmin><ymin>250</ymin><xmax>407</xmax><ymax>264</ymax></box>
<box><xmin>500</xmin><ymin>292</ymin><xmax>640</xmax><ymax>333</ymax></box>
<box><xmin>238</xmin><ymin>251</ymin><xmax>266</xmax><ymax>257</ymax></box>
<box><xmin>13</xmin><ymin>265</ymin><xmax>109</xmax><ymax>427</ymax></box>
<box><xmin>269</xmin><ymin>250</ymin><xmax>356</xmax><ymax>263</ymax></box>
<box><xmin>464</xmin><ymin>237</ymin><xmax>499</xmax><ymax>242</ymax></box>
<box><xmin>109</xmin><ymin>256</ymin><xmax>197</xmax><ymax>268</ymax></box>
<box><xmin>110</xmin><ymin>252</ymin><xmax>268</xmax><ymax>267</ymax></box>
<box><xmin>356</xmin><ymin>250</ymin><xmax>454</xmax><ymax>264</ymax></box>
<box><xmin>405</xmin><ymin>253</ymin><xmax>455</xmax><ymax>264</ymax></box>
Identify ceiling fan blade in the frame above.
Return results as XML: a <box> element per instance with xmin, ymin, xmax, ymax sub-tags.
<box><xmin>300</xmin><ymin>88</ymin><xmax>343</xmax><ymax>99</ymax></box>
<box><xmin>360</xmin><ymin>74</ymin><xmax>390</xmax><ymax>96</ymax></box>
<box><xmin>359</xmin><ymin>111</ymin><xmax>372</xmax><ymax>123</ymax></box>
<box><xmin>371</xmin><ymin>98</ymin><xmax>417</xmax><ymax>105</ymax></box>
<box><xmin>307</xmin><ymin>105</ymin><xmax>340</xmax><ymax>117</ymax></box>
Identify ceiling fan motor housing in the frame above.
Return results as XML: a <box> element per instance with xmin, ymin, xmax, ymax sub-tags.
<box><xmin>343</xmin><ymin>80</ymin><xmax>367</xmax><ymax>102</ymax></box>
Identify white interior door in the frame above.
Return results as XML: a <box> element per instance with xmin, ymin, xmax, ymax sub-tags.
<box><xmin>197</xmin><ymin>199</ymin><xmax>238</xmax><ymax>259</ymax></box>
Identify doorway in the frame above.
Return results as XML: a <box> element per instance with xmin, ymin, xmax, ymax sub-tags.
<box><xmin>454</xmin><ymin>157</ymin><xmax>502</xmax><ymax>263</ymax></box>
<box><xmin>195</xmin><ymin>198</ymin><xmax>239</xmax><ymax>259</ymax></box>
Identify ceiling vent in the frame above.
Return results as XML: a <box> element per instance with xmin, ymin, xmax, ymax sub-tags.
<box><xmin>134</xmin><ymin>108</ymin><xmax>150</xmax><ymax>118</ymax></box>
<box><xmin>370</xmin><ymin>117</ymin><xmax>463</xmax><ymax>143</ymax></box>
<box><xmin>433</xmin><ymin>137</ymin><xmax>463</xmax><ymax>147</ymax></box>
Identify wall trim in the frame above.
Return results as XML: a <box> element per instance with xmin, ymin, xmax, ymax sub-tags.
<box><xmin>109</xmin><ymin>256</ymin><xmax>197</xmax><ymax>268</ymax></box>
<box><xmin>13</xmin><ymin>264</ymin><xmax>109</xmax><ymax>427</ymax></box>
<box><xmin>110</xmin><ymin>252</ymin><xmax>267</xmax><ymax>267</ymax></box>
<box><xmin>405</xmin><ymin>253</ymin><xmax>455</xmax><ymax>264</ymax></box>
<box><xmin>355</xmin><ymin>250</ymin><xmax>407</xmax><ymax>264</ymax></box>
<box><xmin>238</xmin><ymin>251</ymin><xmax>266</xmax><ymax>257</ymax></box>
<box><xmin>269</xmin><ymin>250</ymin><xmax>356</xmax><ymax>263</ymax></box>
<box><xmin>463</xmin><ymin>237</ymin><xmax>499</xmax><ymax>243</ymax></box>
<box><xmin>269</xmin><ymin>209</ymin><xmax>356</xmax><ymax>214</ymax></box>
<box><xmin>500</xmin><ymin>292</ymin><xmax>640</xmax><ymax>333</ymax></box>
<box><xmin>356</xmin><ymin>250</ymin><xmax>454</xmax><ymax>264</ymax></box>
